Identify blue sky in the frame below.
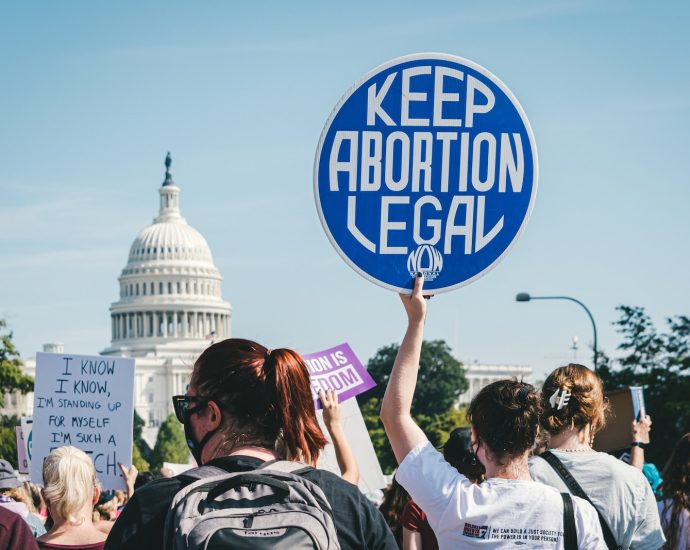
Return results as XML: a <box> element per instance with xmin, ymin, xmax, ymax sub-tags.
<box><xmin>1</xmin><ymin>1</ymin><xmax>689</xmax><ymax>381</ymax></box>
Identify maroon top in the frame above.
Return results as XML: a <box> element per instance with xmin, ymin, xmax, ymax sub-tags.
<box><xmin>401</xmin><ymin>499</ymin><xmax>439</xmax><ymax>550</ymax></box>
<box><xmin>38</xmin><ymin>541</ymin><xmax>105</xmax><ymax>550</ymax></box>
<box><xmin>0</xmin><ymin>506</ymin><xmax>40</xmax><ymax>550</ymax></box>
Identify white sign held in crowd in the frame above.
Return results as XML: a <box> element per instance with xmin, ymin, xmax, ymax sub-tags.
<box><xmin>30</xmin><ymin>352</ymin><xmax>135</xmax><ymax>491</ymax></box>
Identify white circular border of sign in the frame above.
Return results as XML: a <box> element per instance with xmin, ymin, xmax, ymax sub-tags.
<box><xmin>313</xmin><ymin>52</ymin><xmax>539</xmax><ymax>294</ymax></box>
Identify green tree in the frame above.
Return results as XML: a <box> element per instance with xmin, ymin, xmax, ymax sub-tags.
<box><xmin>150</xmin><ymin>414</ymin><xmax>189</xmax><ymax>470</ymax></box>
<box><xmin>0</xmin><ymin>320</ymin><xmax>33</xmax><ymax>407</ymax></box>
<box><xmin>358</xmin><ymin>340</ymin><xmax>467</xmax><ymax>416</ymax></box>
<box><xmin>598</xmin><ymin>305</ymin><xmax>690</xmax><ymax>465</ymax></box>
<box><xmin>358</xmin><ymin>339</ymin><xmax>468</xmax><ymax>473</ymax></box>
<box><xmin>131</xmin><ymin>442</ymin><xmax>149</xmax><ymax>472</ymax></box>
<box><xmin>133</xmin><ymin>409</ymin><xmax>153</xmax><ymax>465</ymax></box>
<box><xmin>0</xmin><ymin>426</ymin><xmax>17</xmax><ymax>469</ymax></box>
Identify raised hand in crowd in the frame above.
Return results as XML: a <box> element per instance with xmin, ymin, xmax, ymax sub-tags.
<box><xmin>630</xmin><ymin>414</ymin><xmax>652</xmax><ymax>469</ymax></box>
<box><xmin>118</xmin><ymin>463</ymin><xmax>138</xmax><ymax>500</ymax></box>
<box><xmin>320</xmin><ymin>388</ymin><xmax>360</xmax><ymax>485</ymax></box>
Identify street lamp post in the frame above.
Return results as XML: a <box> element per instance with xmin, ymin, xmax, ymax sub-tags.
<box><xmin>515</xmin><ymin>292</ymin><xmax>599</xmax><ymax>372</ymax></box>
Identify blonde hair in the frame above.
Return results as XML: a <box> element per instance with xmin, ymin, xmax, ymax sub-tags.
<box><xmin>540</xmin><ymin>364</ymin><xmax>609</xmax><ymax>436</ymax></box>
<box><xmin>42</xmin><ymin>446</ymin><xmax>99</xmax><ymax>525</ymax></box>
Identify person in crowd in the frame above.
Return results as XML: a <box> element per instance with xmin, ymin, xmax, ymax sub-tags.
<box><xmin>529</xmin><ymin>363</ymin><xmax>665</xmax><ymax>549</ymax></box>
<box><xmin>319</xmin><ymin>387</ymin><xmax>360</xmax><ymax>485</ymax></box>
<box><xmin>24</xmin><ymin>482</ymin><xmax>49</xmax><ymax>524</ymax></box>
<box><xmin>658</xmin><ymin>433</ymin><xmax>690</xmax><ymax>549</ymax></box>
<box><xmin>442</xmin><ymin>427</ymin><xmax>485</xmax><ymax>483</ymax></box>
<box><xmin>0</xmin><ymin>505</ymin><xmax>40</xmax><ymax>550</ymax></box>
<box><xmin>379</xmin><ymin>476</ymin><xmax>409</xmax><ymax>548</ymax></box>
<box><xmin>0</xmin><ymin>458</ymin><xmax>46</xmax><ymax>537</ymax></box>
<box><xmin>380</xmin><ymin>275</ymin><xmax>605</xmax><ymax>548</ymax></box>
<box><xmin>105</xmin><ymin>338</ymin><xmax>396</xmax><ymax>549</ymax></box>
<box><xmin>37</xmin><ymin>446</ymin><xmax>107</xmax><ymax>550</ymax></box>
<box><xmin>401</xmin><ymin>491</ymin><xmax>436</xmax><ymax>550</ymax></box>
<box><xmin>401</xmin><ymin>428</ymin><xmax>485</xmax><ymax>550</ymax></box>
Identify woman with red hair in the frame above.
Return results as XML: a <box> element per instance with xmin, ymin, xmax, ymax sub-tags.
<box><xmin>105</xmin><ymin>338</ymin><xmax>395</xmax><ymax>550</ymax></box>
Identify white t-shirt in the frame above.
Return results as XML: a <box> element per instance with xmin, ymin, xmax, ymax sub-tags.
<box><xmin>396</xmin><ymin>441</ymin><xmax>605</xmax><ymax>549</ymax></box>
<box><xmin>529</xmin><ymin>450</ymin><xmax>665</xmax><ymax>550</ymax></box>
<box><xmin>658</xmin><ymin>499</ymin><xmax>690</xmax><ymax>550</ymax></box>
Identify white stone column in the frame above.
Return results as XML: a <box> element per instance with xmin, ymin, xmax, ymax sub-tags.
<box><xmin>172</xmin><ymin>311</ymin><xmax>178</xmax><ymax>337</ymax></box>
<box><xmin>182</xmin><ymin>312</ymin><xmax>188</xmax><ymax>338</ymax></box>
<box><xmin>162</xmin><ymin>312</ymin><xmax>168</xmax><ymax>338</ymax></box>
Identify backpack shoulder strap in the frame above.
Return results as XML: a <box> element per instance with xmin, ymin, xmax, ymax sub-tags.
<box><xmin>561</xmin><ymin>493</ymin><xmax>578</xmax><ymax>550</ymax></box>
<box><xmin>540</xmin><ymin>451</ymin><xmax>620</xmax><ymax>550</ymax></box>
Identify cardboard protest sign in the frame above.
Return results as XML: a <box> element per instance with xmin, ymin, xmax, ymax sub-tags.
<box><xmin>314</xmin><ymin>53</ymin><xmax>538</xmax><ymax>293</ymax></box>
<box><xmin>303</xmin><ymin>343</ymin><xmax>376</xmax><ymax>409</ymax></box>
<box><xmin>316</xmin><ymin>397</ymin><xmax>387</xmax><ymax>493</ymax></box>
<box><xmin>30</xmin><ymin>353</ymin><xmax>135</xmax><ymax>490</ymax></box>
<box><xmin>594</xmin><ymin>386</ymin><xmax>649</xmax><ymax>453</ymax></box>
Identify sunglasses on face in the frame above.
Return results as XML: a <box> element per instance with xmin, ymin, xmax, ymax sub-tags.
<box><xmin>171</xmin><ymin>395</ymin><xmax>209</xmax><ymax>424</ymax></box>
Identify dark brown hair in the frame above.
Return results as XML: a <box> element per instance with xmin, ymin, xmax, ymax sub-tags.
<box><xmin>467</xmin><ymin>380</ymin><xmax>540</xmax><ymax>464</ymax></box>
<box><xmin>191</xmin><ymin>338</ymin><xmax>328</xmax><ymax>465</ymax></box>
<box><xmin>378</xmin><ymin>476</ymin><xmax>409</xmax><ymax>547</ymax></box>
<box><xmin>443</xmin><ymin>427</ymin><xmax>485</xmax><ymax>483</ymax></box>
<box><xmin>660</xmin><ymin>433</ymin><xmax>690</xmax><ymax>549</ymax></box>
<box><xmin>540</xmin><ymin>364</ymin><xmax>608</xmax><ymax>436</ymax></box>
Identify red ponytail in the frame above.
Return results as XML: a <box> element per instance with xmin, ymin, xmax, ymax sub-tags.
<box><xmin>191</xmin><ymin>339</ymin><xmax>327</xmax><ymax>465</ymax></box>
<box><xmin>265</xmin><ymin>349</ymin><xmax>328</xmax><ymax>465</ymax></box>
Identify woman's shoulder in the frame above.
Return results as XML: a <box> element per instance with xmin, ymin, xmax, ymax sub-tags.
<box><xmin>301</xmin><ymin>467</ymin><xmax>362</xmax><ymax>495</ymax></box>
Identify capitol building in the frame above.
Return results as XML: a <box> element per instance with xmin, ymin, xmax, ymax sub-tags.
<box><xmin>5</xmin><ymin>154</ymin><xmax>232</xmax><ymax>445</ymax></box>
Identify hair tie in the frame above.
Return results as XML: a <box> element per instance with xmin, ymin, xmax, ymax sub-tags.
<box><xmin>549</xmin><ymin>388</ymin><xmax>571</xmax><ymax>410</ymax></box>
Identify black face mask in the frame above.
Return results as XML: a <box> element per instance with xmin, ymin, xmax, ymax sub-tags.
<box><xmin>183</xmin><ymin>411</ymin><xmax>220</xmax><ymax>465</ymax></box>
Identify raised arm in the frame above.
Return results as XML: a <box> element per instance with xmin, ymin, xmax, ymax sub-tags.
<box><xmin>320</xmin><ymin>389</ymin><xmax>360</xmax><ymax>485</ymax></box>
<box><xmin>630</xmin><ymin>415</ymin><xmax>651</xmax><ymax>469</ymax></box>
<box><xmin>380</xmin><ymin>274</ymin><xmax>429</xmax><ymax>464</ymax></box>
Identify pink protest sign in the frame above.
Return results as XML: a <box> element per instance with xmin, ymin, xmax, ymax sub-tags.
<box><xmin>303</xmin><ymin>343</ymin><xmax>376</xmax><ymax>409</ymax></box>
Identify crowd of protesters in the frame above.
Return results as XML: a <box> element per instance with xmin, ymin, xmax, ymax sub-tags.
<box><xmin>1</xmin><ymin>275</ymin><xmax>689</xmax><ymax>548</ymax></box>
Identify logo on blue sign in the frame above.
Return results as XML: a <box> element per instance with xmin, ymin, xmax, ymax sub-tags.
<box><xmin>314</xmin><ymin>53</ymin><xmax>538</xmax><ymax>293</ymax></box>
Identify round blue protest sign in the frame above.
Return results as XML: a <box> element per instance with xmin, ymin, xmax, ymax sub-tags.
<box><xmin>314</xmin><ymin>53</ymin><xmax>538</xmax><ymax>293</ymax></box>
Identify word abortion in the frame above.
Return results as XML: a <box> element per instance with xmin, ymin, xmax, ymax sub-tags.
<box><xmin>327</xmin><ymin>65</ymin><xmax>528</xmax><ymax>257</ymax></box>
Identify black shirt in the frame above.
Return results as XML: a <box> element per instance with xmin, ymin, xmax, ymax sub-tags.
<box><xmin>104</xmin><ymin>456</ymin><xmax>396</xmax><ymax>550</ymax></box>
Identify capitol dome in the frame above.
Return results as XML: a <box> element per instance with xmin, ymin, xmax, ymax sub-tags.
<box><xmin>102</xmin><ymin>153</ymin><xmax>232</xmax><ymax>358</ymax></box>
